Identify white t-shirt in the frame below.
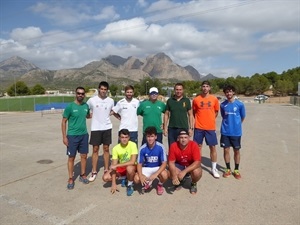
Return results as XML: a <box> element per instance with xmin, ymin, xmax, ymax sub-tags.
<box><xmin>87</xmin><ymin>95</ymin><xmax>114</xmax><ymax>131</ymax></box>
<box><xmin>112</xmin><ymin>98</ymin><xmax>140</xmax><ymax>131</ymax></box>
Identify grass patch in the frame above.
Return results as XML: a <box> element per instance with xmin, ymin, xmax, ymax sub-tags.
<box><xmin>0</xmin><ymin>96</ymin><xmax>75</xmax><ymax>112</ymax></box>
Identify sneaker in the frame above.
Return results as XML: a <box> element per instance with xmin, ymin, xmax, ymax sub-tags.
<box><xmin>79</xmin><ymin>174</ymin><xmax>89</xmax><ymax>184</ymax></box>
<box><xmin>190</xmin><ymin>182</ymin><xmax>197</xmax><ymax>194</ymax></box>
<box><xmin>67</xmin><ymin>178</ymin><xmax>74</xmax><ymax>190</ymax></box>
<box><xmin>156</xmin><ymin>183</ymin><xmax>164</xmax><ymax>195</ymax></box>
<box><xmin>223</xmin><ymin>169</ymin><xmax>232</xmax><ymax>178</ymax></box>
<box><xmin>211</xmin><ymin>168</ymin><xmax>220</xmax><ymax>178</ymax></box>
<box><xmin>144</xmin><ymin>182</ymin><xmax>151</xmax><ymax>190</ymax></box>
<box><xmin>121</xmin><ymin>178</ymin><xmax>127</xmax><ymax>187</ymax></box>
<box><xmin>88</xmin><ymin>172</ymin><xmax>97</xmax><ymax>182</ymax></box>
<box><xmin>233</xmin><ymin>170</ymin><xmax>241</xmax><ymax>179</ymax></box>
<box><xmin>126</xmin><ymin>185</ymin><xmax>134</xmax><ymax>196</ymax></box>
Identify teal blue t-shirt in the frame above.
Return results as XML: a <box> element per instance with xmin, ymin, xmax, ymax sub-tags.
<box><xmin>63</xmin><ymin>102</ymin><xmax>90</xmax><ymax>135</ymax></box>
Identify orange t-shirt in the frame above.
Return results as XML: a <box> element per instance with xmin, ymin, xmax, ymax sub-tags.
<box><xmin>192</xmin><ymin>95</ymin><xmax>219</xmax><ymax>130</ymax></box>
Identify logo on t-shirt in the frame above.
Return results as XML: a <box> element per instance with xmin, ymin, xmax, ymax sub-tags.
<box><xmin>147</xmin><ymin>156</ymin><xmax>158</xmax><ymax>163</ymax></box>
<box><xmin>200</xmin><ymin>101</ymin><xmax>211</xmax><ymax>108</ymax></box>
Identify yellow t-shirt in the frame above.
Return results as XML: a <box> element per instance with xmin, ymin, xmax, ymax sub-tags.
<box><xmin>112</xmin><ymin>141</ymin><xmax>138</xmax><ymax>163</ymax></box>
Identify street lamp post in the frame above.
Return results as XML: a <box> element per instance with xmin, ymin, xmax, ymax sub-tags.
<box><xmin>14</xmin><ymin>75</ymin><xmax>17</xmax><ymax>96</ymax></box>
<box><xmin>145</xmin><ymin>81</ymin><xmax>149</xmax><ymax>95</ymax></box>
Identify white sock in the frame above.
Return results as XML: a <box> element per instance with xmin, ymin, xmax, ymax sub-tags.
<box><xmin>212</xmin><ymin>162</ymin><xmax>217</xmax><ymax>170</ymax></box>
<box><xmin>127</xmin><ymin>181</ymin><xmax>133</xmax><ymax>186</ymax></box>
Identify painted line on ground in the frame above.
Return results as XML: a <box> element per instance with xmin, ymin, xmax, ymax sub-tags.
<box><xmin>292</xmin><ymin>118</ymin><xmax>300</xmax><ymax>124</ymax></box>
<box><xmin>281</xmin><ymin>140</ymin><xmax>289</xmax><ymax>154</ymax></box>
<box><xmin>57</xmin><ymin>203</ymin><xmax>97</xmax><ymax>225</ymax></box>
<box><xmin>0</xmin><ymin>160</ymin><xmax>78</xmax><ymax>188</ymax></box>
<box><xmin>0</xmin><ymin>194</ymin><xmax>63</xmax><ymax>225</ymax></box>
<box><xmin>0</xmin><ymin>142</ymin><xmax>31</xmax><ymax>149</ymax></box>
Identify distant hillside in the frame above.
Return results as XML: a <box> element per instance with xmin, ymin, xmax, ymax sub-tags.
<box><xmin>0</xmin><ymin>56</ymin><xmax>39</xmax><ymax>79</ymax></box>
<box><xmin>200</xmin><ymin>73</ymin><xmax>218</xmax><ymax>81</ymax></box>
<box><xmin>0</xmin><ymin>53</ymin><xmax>218</xmax><ymax>89</ymax></box>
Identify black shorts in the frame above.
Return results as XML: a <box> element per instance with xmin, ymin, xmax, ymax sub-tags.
<box><xmin>89</xmin><ymin>129</ymin><xmax>112</xmax><ymax>146</ymax></box>
<box><xmin>220</xmin><ymin>135</ymin><xmax>241</xmax><ymax>150</ymax></box>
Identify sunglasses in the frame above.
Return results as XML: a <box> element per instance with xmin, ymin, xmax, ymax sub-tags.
<box><xmin>76</xmin><ymin>92</ymin><xmax>85</xmax><ymax>96</ymax></box>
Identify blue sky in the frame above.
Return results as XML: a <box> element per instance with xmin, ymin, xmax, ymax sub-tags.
<box><xmin>0</xmin><ymin>0</ymin><xmax>299</xmax><ymax>78</ymax></box>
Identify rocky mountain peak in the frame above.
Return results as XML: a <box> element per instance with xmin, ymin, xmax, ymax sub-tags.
<box><xmin>0</xmin><ymin>56</ymin><xmax>39</xmax><ymax>72</ymax></box>
<box><xmin>103</xmin><ymin>55</ymin><xmax>127</xmax><ymax>67</ymax></box>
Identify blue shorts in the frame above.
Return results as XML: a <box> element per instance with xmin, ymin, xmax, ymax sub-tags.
<box><xmin>89</xmin><ymin>129</ymin><xmax>112</xmax><ymax>146</ymax></box>
<box><xmin>220</xmin><ymin>135</ymin><xmax>241</xmax><ymax>150</ymax></box>
<box><xmin>141</xmin><ymin>133</ymin><xmax>163</xmax><ymax>145</ymax></box>
<box><xmin>175</xmin><ymin>163</ymin><xmax>191</xmax><ymax>177</ymax></box>
<box><xmin>175</xmin><ymin>163</ymin><xmax>187</xmax><ymax>170</ymax></box>
<box><xmin>67</xmin><ymin>133</ymin><xmax>89</xmax><ymax>157</ymax></box>
<box><xmin>193</xmin><ymin>129</ymin><xmax>218</xmax><ymax>146</ymax></box>
<box><xmin>167</xmin><ymin>128</ymin><xmax>183</xmax><ymax>147</ymax></box>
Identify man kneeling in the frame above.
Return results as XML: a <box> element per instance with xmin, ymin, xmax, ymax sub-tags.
<box><xmin>134</xmin><ymin>126</ymin><xmax>168</xmax><ymax>195</ymax></box>
<box><xmin>168</xmin><ymin>129</ymin><xmax>202</xmax><ymax>194</ymax></box>
<box><xmin>102</xmin><ymin>129</ymin><xmax>137</xmax><ymax>196</ymax></box>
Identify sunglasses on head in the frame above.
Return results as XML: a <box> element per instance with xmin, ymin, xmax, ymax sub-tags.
<box><xmin>76</xmin><ymin>92</ymin><xmax>85</xmax><ymax>95</ymax></box>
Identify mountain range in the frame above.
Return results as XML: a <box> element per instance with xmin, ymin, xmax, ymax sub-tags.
<box><xmin>0</xmin><ymin>53</ymin><xmax>218</xmax><ymax>89</ymax></box>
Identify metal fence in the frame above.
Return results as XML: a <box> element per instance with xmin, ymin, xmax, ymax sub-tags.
<box><xmin>290</xmin><ymin>96</ymin><xmax>300</xmax><ymax>106</ymax></box>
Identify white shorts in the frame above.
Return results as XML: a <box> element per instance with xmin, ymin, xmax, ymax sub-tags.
<box><xmin>142</xmin><ymin>167</ymin><xmax>160</xmax><ymax>178</ymax></box>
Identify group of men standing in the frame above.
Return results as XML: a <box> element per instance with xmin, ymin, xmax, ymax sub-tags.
<box><xmin>61</xmin><ymin>80</ymin><xmax>246</xmax><ymax>196</ymax></box>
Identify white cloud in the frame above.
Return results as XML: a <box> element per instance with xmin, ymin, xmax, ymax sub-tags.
<box><xmin>137</xmin><ymin>0</ymin><xmax>148</xmax><ymax>8</ymax></box>
<box><xmin>259</xmin><ymin>31</ymin><xmax>299</xmax><ymax>50</ymax></box>
<box><xmin>93</xmin><ymin>6</ymin><xmax>120</xmax><ymax>21</ymax></box>
<box><xmin>10</xmin><ymin>27</ymin><xmax>43</xmax><ymax>45</ymax></box>
<box><xmin>30</xmin><ymin>2</ymin><xmax>119</xmax><ymax>26</ymax></box>
<box><xmin>1</xmin><ymin>0</ymin><xmax>299</xmax><ymax>76</ymax></box>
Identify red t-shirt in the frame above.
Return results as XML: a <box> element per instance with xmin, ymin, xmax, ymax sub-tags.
<box><xmin>168</xmin><ymin>141</ymin><xmax>201</xmax><ymax>166</ymax></box>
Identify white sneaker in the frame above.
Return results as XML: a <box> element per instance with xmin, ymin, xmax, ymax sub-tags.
<box><xmin>88</xmin><ymin>172</ymin><xmax>97</xmax><ymax>182</ymax></box>
<box><xmin>211</xmin><ymin>169</ymin><xmax>220</xmax><ymax>178</ymax></box>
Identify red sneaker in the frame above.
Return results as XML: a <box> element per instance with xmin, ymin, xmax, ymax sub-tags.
<box><xmin>156</xmin><ymin>183</ymin><xmax>164</xmax><ymax>195</ymax></box>
<box><xmin>223</xmin><ymin>169</ymin><xmax>231</xmax><ymax>178</ymax></box>
<box><xmin>233</xmin><ymin>170</ymin><xmax>241</xmax><ymax>179</ymax></box>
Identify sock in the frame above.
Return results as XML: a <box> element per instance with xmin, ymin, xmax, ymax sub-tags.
<box><xmin>212</xmin><ymin>162</ymin><xmax>217</xmax><ymax>170</ymax></box>
<box><xmin>235</xmin><ymin>164</ymin><xmax>239</xmax><ymax>170</ymax></box>
<box><xmin>226</xmin><ymin>163</ymin><xmax>231</xmax><ymax>170</ymax></box>
<box><xmin>127</xmin><ymin>181</ymin><xmax>133</xmax><ymax>186</ymax></box>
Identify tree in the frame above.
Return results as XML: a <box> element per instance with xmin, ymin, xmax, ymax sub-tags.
<box><xmin>281</xmin><ymin>67</ymin><xmax>300</xmax><ymax>94</ymax></box>
<box><xmin>273</xmin><ymin>80</ymin><xmax>294</xmax><ymax>96</ymax></box>
<box><xmin>31</xmin><ymin>84</ymin><xmax>45</xmax><ymax>95</ymax></box>
<box><xmin>263</xmin><ymin>71</ymin><xmax>279</xmax><ymax>86</ymax></box>
<box><xmin>7</xmin><ymin>81</ymin><xmax>31</xmax><ymax>96</ymax></box>
<box><xmin>109</xmin><ymin>84</ymin><xmax>118</xmax><ymax>96</ymax></box>
<box><xmin>138</xmin><ymin>78</ymin><xmax>163</xmax><ymax>95</ymax></box>
<box><xmin>246</xmin><ymin>74</ymin><xmax>270</xmax><ymax>95</ymax></box>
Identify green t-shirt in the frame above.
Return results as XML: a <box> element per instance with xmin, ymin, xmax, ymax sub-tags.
<box><xmin>63</xmin><ymin>102</ymin><xmax>90</xmax><ymax>135</ymax></box>
<box><xmin>166</xmin><ymin>96</ymin><xmax>191</xmax><ymax>129</ymax></box>
<box><xmin>112</xmin><ymin>141</ymin><xmax>138</xmax><ymax>163</ymax></box>
<box><xmin>137</xmin><ymin>100</ymin><xmax>166</xmax><ymax>133</ymax></box>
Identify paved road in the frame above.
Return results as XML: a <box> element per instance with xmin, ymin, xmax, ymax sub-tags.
<box><xmin>0</xmin><ymin>102</ymin><xmax>299</xmax><ymax>225</ymax></box>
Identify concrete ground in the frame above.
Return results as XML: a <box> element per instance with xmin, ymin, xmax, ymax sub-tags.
<box><xmin>0</xmin><ymin>102</ymin><xmax>299</xmax><ymax>225</ymax></box>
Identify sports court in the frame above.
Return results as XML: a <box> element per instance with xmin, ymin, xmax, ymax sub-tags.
<box><xmin>0</xmin><ymin>102</ymin><xmax>299</xmax><ymax>225</ymax></box>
